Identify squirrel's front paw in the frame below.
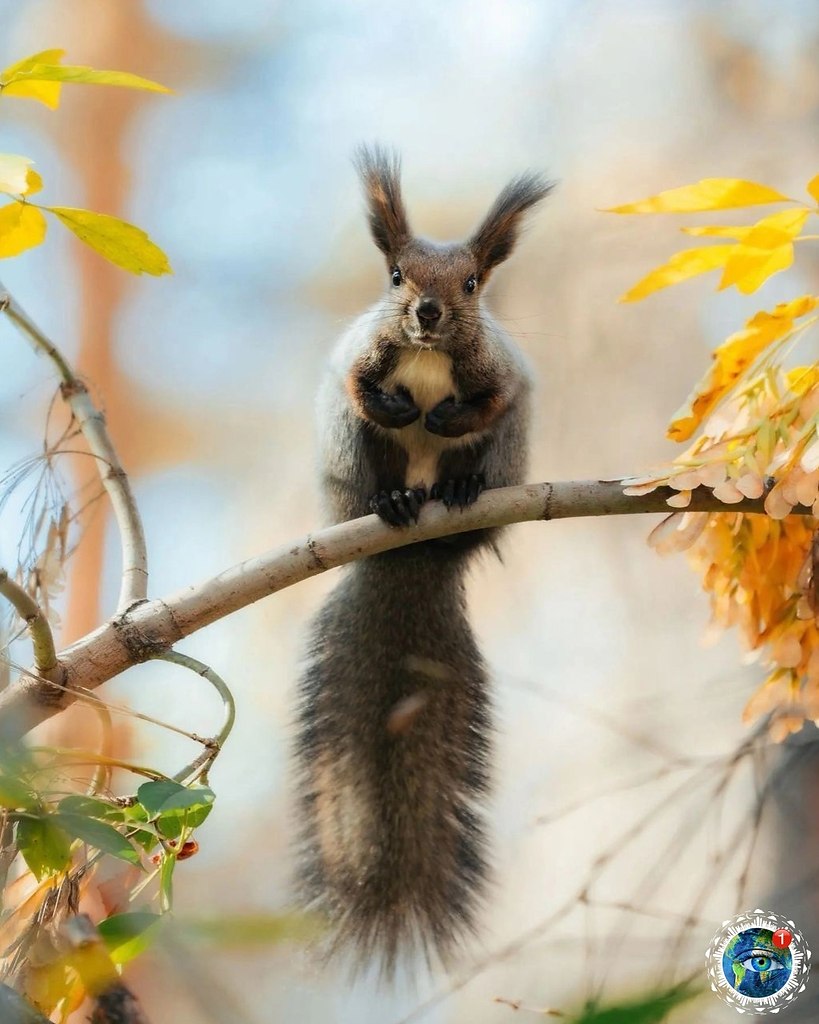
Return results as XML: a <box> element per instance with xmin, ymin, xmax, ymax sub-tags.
<box><xmin>431</xmin><ymin>474</ymin><xmax>485</xmax><ymax>510</ymax></box>
<box><xmin>425</xmin><ymin>397</ymin><xmax>473</xmax><ymax>437</ymax></box>
<box><xmin>363</xmin><ymin>385</ymin><xmax>420</xmax><ymax>429</ymax></box>
<box><xmin>370</xmin><ymin>487</ymin><xmax>428</xmax><ymax>527</ymax></box>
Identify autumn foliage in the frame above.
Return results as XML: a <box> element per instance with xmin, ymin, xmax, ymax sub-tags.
<box><xmin>611</xmin><ymin>175</ymin><xmax>819</xmax><ymax>740</ymax></box>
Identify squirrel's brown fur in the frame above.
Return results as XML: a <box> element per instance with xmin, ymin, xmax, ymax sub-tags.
<box><xmin>294</xmin><ymin>146</ymin><xmax>551</xmax><ymax>976</ymax></box>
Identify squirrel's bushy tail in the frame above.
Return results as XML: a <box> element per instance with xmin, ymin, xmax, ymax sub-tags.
<box><xmin>294</xmin><ymin>546</ymin><xmax>491</xmax><ymax>975</ymax></box>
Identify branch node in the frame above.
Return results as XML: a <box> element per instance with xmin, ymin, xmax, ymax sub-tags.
<box><xmin>306</xmin><ymin>535</ymin><xmax>327</xmax><ymax>570</ymax></box>
<box><xmin>59</xmin><ymin>378</ymin><xmax>88</xmax><ymax>401</ymax></box>
<box><xmin>543</xmin><ymin>481</ymin><xmax>554</xmax><ymax>521</ymax></box>
<box><xmin>112</xmin><ymin>612</ymin><xmax>170</xmax><ymax>663</ymax></box>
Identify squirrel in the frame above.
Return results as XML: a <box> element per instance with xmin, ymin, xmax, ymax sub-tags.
<box><xmin>294</xmin><ymin>146</ymin><xmax>551</xmax><ymax>975</ymax></box>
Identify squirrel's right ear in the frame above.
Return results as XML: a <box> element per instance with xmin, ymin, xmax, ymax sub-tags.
<box><xmin>470</xmin><ymin>173</ymin><xmax>553</xmax><ymax>277</ymax></box>
<box><xmin>355</xmin><ymin>145</ymin><xmax>411</xmax><ymax>260</ymax></box>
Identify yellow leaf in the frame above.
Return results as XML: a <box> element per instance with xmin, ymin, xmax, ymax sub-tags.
<box><xmin>48</xmin><ymin>206</ymin><xmax>172</xmax><ymax>276</ymax></box>
<box><xmin>716</xmin><ymin>209</ymin><xmax>809</xmax><ymax>294</ymax></box>
<box><xmin>719</xmin><ymin>243</ymin><xmax>793</xmax><ymax>294</ymax></box>
<box><xmin>6</xmin><ymin>64</ymin><xmax>170</xmax><ymax>95</ymax></box>
<box><xmin>0</xmin><ymin>48</ymin><xmax>66</xmax><ymax>76</ymax></box>
<box><xmin>619</xmin><ymin>244</ymin><xmax>735</xmax><ymax>302</ymax></box>
<box><xmin>689</xmin><ymin>208</ymin><xmax>807</xmax><ymax>241</ymax></box>
<box><xmin>0</xmin><ymin>49</ymin><xmax>66</xmax><ymax>108</ymax></box>
<box><xmin>25</xmin><ymin>169</ymin><xmax>43</xmax><ymax>196</ymax></box>
<box><xmin>786</xmin><ymin>365</ymin><xmax>819</xmax><ymax>396</ymax></box>
<box><xmin>667</xmin><ymin>295</ymin><xmax>818</xmax><ymax>441</ymax></box>
<box><xmin>682</xmin><ymin>225</ymin><xmax>752</xmax><ymax>240</ymax></box>
<box><xmin>0</xmin><ymin>201</ymin><xmax>47</xmax><ymax>257</ymax></box>
<box><xmin>0</xmin><ymin>154</ymin><xmax>33</xmax><ymax>195</ymax></box>
<box><xmin>808</xmin><ymin>174</ymin><xmax>819</xmax><ymax>205</ymax></box>
<box><xmin>606</xmin><ymin>178</ymin><xmax>792</xmax><ymax>214</ymax></box>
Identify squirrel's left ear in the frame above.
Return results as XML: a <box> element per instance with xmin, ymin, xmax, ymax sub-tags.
<box><xmin>355</xmin><ymin>145</ymin><xmax>412</xmax><ymax>260</ymax></box>
<box><xmin>469</xmin><ymin>173</ymin><xmax>553</xmax><ymax>276</ymax></box>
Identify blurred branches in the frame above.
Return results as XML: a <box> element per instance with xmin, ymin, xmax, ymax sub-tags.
<box><xmin>1</xmin><ymin>284</ymin><xmax>148</xmax><ymax>612</ymax></box>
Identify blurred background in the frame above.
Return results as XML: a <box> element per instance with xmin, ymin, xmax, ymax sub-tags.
<box><xmin>2</xmin><ymin>0</ymin><xmax>819</xmax><ymax>1021</ymax></box>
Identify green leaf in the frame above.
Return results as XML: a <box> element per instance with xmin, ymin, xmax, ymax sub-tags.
<box><xmin>47</xmin><ymin>206</ymin><xmax>172</xmax><ymax>276</ymax></box>
<box><xmin>4</xmin><ymin>63</ymin><xmax>170</xmax><ymax>95</ymax></box>
<box><xmin>156</xmin><ymin>785</ymin><xmax>215</xmax><ymax>835</ymax></box>
<box><xmin>136</xmin><ymin>780</ymin><xmax>188</xmax><ymax>814</ymax></box>
<box><xmin>137</xmin><ymin>781</ymin><xmax>215</xmax><ymax>839</ymax></box>
<box><xmin>137</xmin><ymin>781</ymin><xmax>216</xmax><ymax>839</ymax></box>
<box><xmin>53</xmin><ymin>812</ymin><xmax>141</xmax><ymax>865</ymax></box>
<box><xmin>571</xmin><ymin>986</ymin><xmax>700</xmax><ymax>1024</ymax></box>
<box><xmin>0</xmin><ymin>774</ymin><xmax>38</xmax><ymax>810</ymax></box>
<box><xmin>122</xmin><ymin>803</ymin><xmax>159</xmax><ymax>852</ymax></box>
<box><xmin>17</xmin><ymin>815</ymin><xmax>71</xmax><ymax>879</ymax></box>
<box><xmin>98</xmin><ymin>912</ymin><xmax>164</xmax><ymax>965</ymax></box>
<box><xmin>58</xmin><ymin>794</ymin><xmax>124</xmax><ymax>821</ymax></box>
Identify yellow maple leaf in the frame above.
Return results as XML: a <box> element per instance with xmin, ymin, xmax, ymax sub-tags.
<box><xmin>619</xmin><ymin>244</ymin><xmax>735</xmax><ymax>302</ymax></box>
<box><xmin>667</xmin><ymin>295</ymin><xmax>819</xmax><ymax>441</ymax></box>
<box><xmin>808</xmin><ymin>173</ymin><xmax>819</xmax><ymax>205</ymax></box>
<box><xmin>0</xmin><ymin>49</ymin><xmax>66</xmax><ymax>108</ymax></box>
<box><xmin>606</xmin><ymin>178</ymin><xmax>792</xmax><ymax>214</ymax></box>
<box><xmin>47</xmin><ymin>206</ymin><xmax>171</xmax><ymax>275</ymax></box>
<box><xmin>0</xmin><ymin>201</ymin><xmax>47</xmax><ymax>258</ymax></box>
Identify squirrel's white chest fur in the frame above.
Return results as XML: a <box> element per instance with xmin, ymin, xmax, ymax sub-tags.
<box><xmin>383</xmin><ymin>348</ymin><xmax>465</xmax><ymax>490</ymax></box>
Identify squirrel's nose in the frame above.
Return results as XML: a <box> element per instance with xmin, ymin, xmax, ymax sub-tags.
<box><xmin>416</xmin><ymin>298</ymin><xmax>443</xmax><ymax>329</ymax></box>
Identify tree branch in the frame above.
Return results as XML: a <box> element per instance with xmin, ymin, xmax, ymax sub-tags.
<box><xmin>0</xmin><ymin>479</ymin><xmax>807</xmax><ymax>741</ymax></box>
<box><xmin>1</xmin><ymin>285</ymin><xmax>148</xmax><ymax>612</ymax></box>
<box><xmin>0</xmin><ymin>567</ymin><xmax>59</xmax><ymax>675</ymax></box>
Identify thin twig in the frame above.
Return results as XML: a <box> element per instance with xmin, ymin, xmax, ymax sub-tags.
<box><xmin>152</xmin><ymin>650</ymin><xmax>236</xmax><ymax>783</ymax></box>
<box><xmin>0</xmin><ymin>566</ymin><xmax>59</xmax><ymax>676</ymax></box>
<box><xmin>0</xmin><ymin>479</ymin><xmax>811</xmax><ymax>740</ymax></box>
<box><xmin>1</xmin><ymin>283</ymin><xmax>148</xmax><ymax>612</ymax></box>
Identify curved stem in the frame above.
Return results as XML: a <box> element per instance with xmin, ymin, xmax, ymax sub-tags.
<box><xmin>0</xmin><ymin>284</ymin><xmax>148</xmax><ymax>611</ymax></box>
<box><xmin>151</xmin><ymin>650</ymin><xmax>236</xmax><ymax>783</ymax></box>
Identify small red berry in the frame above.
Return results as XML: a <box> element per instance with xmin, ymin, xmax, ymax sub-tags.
<box><xmin>176</xmin><ymin>839</ymin><xmax>199</xmax><ymax>861</ymax></box>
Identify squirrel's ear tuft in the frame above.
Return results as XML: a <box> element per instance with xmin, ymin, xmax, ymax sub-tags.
<box><xmin>355</xmin><ymin>145</ymin><xmax>411</xmax><ymax>259</ymax></box>
<box><xmin>469</xmin><ymin>173</ymin><xmax>553</xmax><ymax>276</ymax></box>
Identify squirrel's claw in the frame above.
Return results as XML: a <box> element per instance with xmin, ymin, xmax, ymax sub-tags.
<box><xmin>431</xmin><ymin>474</ymin><xmax>485</xmax><ymax>510</ymax></box>
<box><xmin>427</xmin><ymin>473</ymin><xmax>487</xmax><ymax>509</ymax></box>
<box><xmin>370</xmin><ymin>487</ymin><xmax>427</xmax><ymax>526</ymax></box>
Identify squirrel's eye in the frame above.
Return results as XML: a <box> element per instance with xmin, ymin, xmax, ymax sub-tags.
<box><xmin>391</xmin><ymin>268</ymin><xmax>402</xmax><ymax>287</ymax></box>
<box><xmin>464</xmin><ymin>275</ymin><xmax>477</xmax><ymax>294</ymax></box>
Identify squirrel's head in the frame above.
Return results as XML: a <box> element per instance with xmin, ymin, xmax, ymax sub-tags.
<box><xmin>355</xmin><ymin>145</ymin><xmax>552</xmax><ymax>350</ymax></box>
